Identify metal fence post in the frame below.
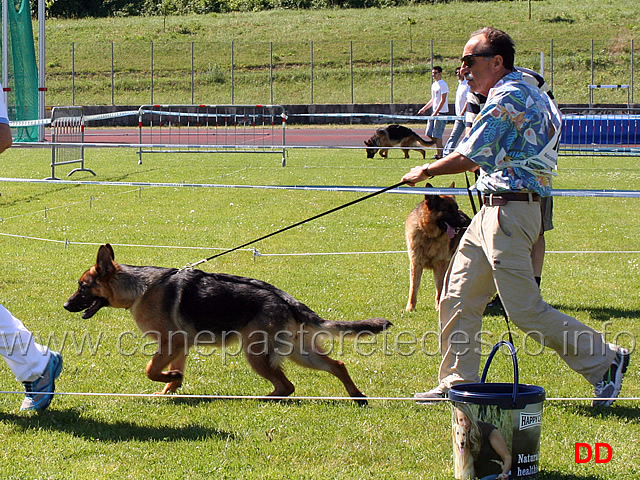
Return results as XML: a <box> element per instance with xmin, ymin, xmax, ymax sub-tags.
<box><xmin>390</xmin><ymin>40</ymin><xmax>394</xmax><ymax>104</ymax></box>
<box><xmin>430</xmin><ymin>39</ymin><xmax>434</xmax><ymax>69</ymax></box>
<box><xmin>231</xmin><ymin>40</ymin><xmax>235</xmax><ymax>105</ymax></box>
<box><xmin>310</xmin><ymin>40</ymin><xmax>314</xmax><ymax>104</ymax></box>
<box><xmin>150</xmin><ymin>41</ymin><xmax>154</xmax><ymax>105</ymax></box>
<box><xmin>270</xmin><ymin>41</ymin><xmax>273</xmax><ymax>104</ymax></box>
<box><xmin>590</xmin><ymin>39</ymin><xmax>594</xmax><ymax>105</ymax></box>
<box><xmin>71</xmin><ymin>42</ymin><xmax>75</xmax><ymax>105</ymax></box>
<box><xmin>350</xmin><ymin>41</ymin><xmax>354</xmax><ymax>104</ymax></box>
<box><xmin>631</xmin><ymin>39</ymin><xmax>635</xmax><ymax>104</ymax></box>
<box><xmin>191</xmin><ymin>41</ymin><xmax>195</xmax><ymax>104</ymax></box>
<box><xmin>550</xmin><ymin>39</ymin><xmax>554</xmax><ymax>93</ymax></box>
<box><xmin>111</xmin><ymin>42</ymin><xmax>115</xmax><ymax>105</ymax></box>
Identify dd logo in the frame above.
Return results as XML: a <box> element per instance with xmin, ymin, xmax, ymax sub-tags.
<box><xmin>574</xmin><ymin>443</ymin><xmax>613</xmax><ymax>464</ymax></box>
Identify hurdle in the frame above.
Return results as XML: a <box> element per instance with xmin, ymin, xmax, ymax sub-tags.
<box><xmin>588</xmin><ymin>84</ymin><xmax>630</xmax><ymax>105</ymax></box>
<box><xmin>137</xmin><ymin>104</ymin><xmax>288</xmax><ymax>166</ymax></box>
<box><xmin>47</xmin><ymin>106</ymin><xmax>96</xmax><ymax>180</ymax></box>
<box><xmin>560</xmin><ymin>107</ymin><xmax>640</xmax><ymax>157</ymax></box>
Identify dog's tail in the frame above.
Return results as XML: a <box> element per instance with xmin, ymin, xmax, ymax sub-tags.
<box><xmin>415</xmin><ymin>133</ymin><xmax>436</xmax><ymax>147</ymax></box>
<box><xmin>312</xmin><ymin>317</ymin><xmax>392</xmax><ymax>335</ymax></box>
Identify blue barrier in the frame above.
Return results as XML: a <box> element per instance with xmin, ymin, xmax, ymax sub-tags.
<box><xmin>561</xmin><ymin>114</ymin><xmax>640</xmax><ymax>145</ymax></box>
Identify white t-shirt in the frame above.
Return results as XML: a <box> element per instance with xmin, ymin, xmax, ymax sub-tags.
<box><xmin>454</xmin><ymin>79</ymin><xmax>470</xmax><ymax>116</ymax></box>
<box><xmin>431</xmin><ymin>79</ymin><xmax>449</xmax><ymax>114</ymax></box>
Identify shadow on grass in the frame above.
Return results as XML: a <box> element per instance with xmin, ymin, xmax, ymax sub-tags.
<box><xmin>0</xmin><ymin>168</ymin><xmax>158</xmax><ymax>209</ymax></box>
<box><xmin>538</xmin><ymin>472</ymin><xmax>603</xmax><ymax>480</ymax></box>
<box><xmin>554</xmin><ymin>403</ymin><xmax>640</xmax><ymax>422</ymax></box>
<box><xmin>0</xmin><ymin>408</ymin><xmax>236</xmax><ymax>442</ymax></box>
<box><xmin>548</xmin><ymin>304</ymin><xmax>640</xmax><ymax>322</ymax></box>
<box><xmin>485</xmin><ymin>302</ymin><xmax>640</xmax><ymax>322</ymax></box>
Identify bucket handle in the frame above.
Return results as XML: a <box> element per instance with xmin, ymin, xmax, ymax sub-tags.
<box><xmin>480</xmin><ymin>341</ymin><xmax>519</xmax><ymax>407</ymax></box>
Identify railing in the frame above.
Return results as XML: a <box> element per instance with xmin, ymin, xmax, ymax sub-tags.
<box><xmin>137</xmin><ymin>104</ymin><xmax>288</xmax><ymax>166</ymax></box>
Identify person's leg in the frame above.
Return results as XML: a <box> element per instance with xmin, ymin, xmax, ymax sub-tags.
<box><xmin>432</xmin><ymin>118</ymin><xmax>447</xmax><ymax>158</ymax></box>
<box><xmin>437</xmin><ymin>210</ymin><xmax>496</xmax><ymax>390</ymax></box>
<box><xmin>490</xmin><ymin>203</ymin><xmax>616</xmax><ymax>385</ymax></box>
<box><xmin>0</xmin><ymin>304</ymin><xmax>49</xmax><ymax>382</ymax></box>
<box><xmin>0</xmin><ymin>304</ymin><xmax>62</xmax><ymax>411</ymax></box>
<box><xmin>443</xmin><ymin>119</ymin><xmax>465</xmax><ymax>156</ymax></box>
<box><xmin>532</xmin><ymin>196</ymin><xmax>554</xmax><ymax>286</ymax></box>
<box><xmin>531</xmin><ymin>234</ymin><xmax>545</xmax><ymax>281</ymax></box>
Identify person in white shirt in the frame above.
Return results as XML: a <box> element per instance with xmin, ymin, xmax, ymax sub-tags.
<box><xmin>418</xmin><ymin>66</ymin><xmax>449</xmax><ymax>158</ymax></box>
<box><xmin>443</xmin><ymin>67</ymin><xmax>469</xmax><ymax>156</ymax></box>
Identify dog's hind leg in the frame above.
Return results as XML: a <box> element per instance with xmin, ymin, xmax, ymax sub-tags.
<box><xmin>406</xmin><ymin>260</ymin><xmax>423</xmax><ymax>312</ymax></box>
<box><xmin>290</xmin><ymin>347</ymin><xmax>368</xmax><ymax>406</ymax></box>
<box><xmin>244</xmin><ymin>343</ymin><xmax>295</xmax><ymax>398</ymax></box>
<box><xmin>432</xmin><ymin>261</ymin><xmax>448</xmax><ymax>310</ymax></box>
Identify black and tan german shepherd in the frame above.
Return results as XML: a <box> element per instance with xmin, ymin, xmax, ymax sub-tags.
<box><xmin>405</xmin><ymin>184</ymin><xmax>471</xmax><ymax>312</ymax></box>
<box><xmin>365</xmin><ymin>124</ymin><xmax>434</xmax><ymax>159</ymax></box>
<box><xmin>64</xmin><ymin>244</ymin><xmax>391</xmax><ymax>404</ymax></box>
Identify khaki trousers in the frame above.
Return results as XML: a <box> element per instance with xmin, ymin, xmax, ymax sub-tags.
<box><xmin>438</xmin><ymin>200</ymin><xmax>616</xmax><ymax>389</ymax></box>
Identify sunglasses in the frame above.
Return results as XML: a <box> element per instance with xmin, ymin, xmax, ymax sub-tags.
<box><xmin>460</xmin><ymin>52</ymin><xmax>496</xmax><ymax>67</ymax></box>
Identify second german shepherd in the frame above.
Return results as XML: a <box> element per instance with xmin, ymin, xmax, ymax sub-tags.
<box><xmin>405</xmin><ymin>184</ymin><xmax>471</xmax><ymax>311</ymax></box>
<box><xmin>365</xmin><ymin>124</ymin><xmax>434</xmax><ymax>159</ymax></box>
<box><xmin>64</xmin><ymin>244</ymin><xmax>391</xmax><ymax>404</ymax></box>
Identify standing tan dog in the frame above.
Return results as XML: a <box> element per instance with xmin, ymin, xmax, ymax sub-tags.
<box><xmin>64</xmin><ymin>244</ymin><xmax>392</xmax><ymax>403</ymax></box>
<box><xmin>365</xmin><ymin>124</ymin><xmax>434</xmax><ymax>159</ymax></box>
<box><xmin>405</xmin><ymin>184</ymin><xmax>471</xmax><ymax>311</ymax></box>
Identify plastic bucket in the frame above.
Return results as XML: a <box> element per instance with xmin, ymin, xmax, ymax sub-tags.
<box><xmin>448</xmin><ymin>341</ymin><xmax>545</xmax><ymax>480</ymax></box>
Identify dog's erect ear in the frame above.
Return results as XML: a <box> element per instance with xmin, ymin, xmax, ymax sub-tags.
<box><xmin>449</xmin><ymin>181</ymin><xmax>455</xmax><ymax>188</ymax></box>
<box><xmin>425</xmin><ymin>182</ymin><xmax>434</xmax><ymax>189</ymax></box>
<box><xmin>96</xmin><ymin>244</ymin><xmax>116</xmax><ymax>276</ymax></box>
<box><xmin>104</xmin><ymin>243</ymin><xmax>115</xmax><ymax>260</ymax></box>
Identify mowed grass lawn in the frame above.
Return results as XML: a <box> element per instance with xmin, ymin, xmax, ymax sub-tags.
<box><xmin>0</xmin><ymin>142</ymin><xmax>638</xmax><ymax>479</ymax></box>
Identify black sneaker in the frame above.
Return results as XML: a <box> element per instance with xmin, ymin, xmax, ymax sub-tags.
<box><xmin>592</xmin><ymin>347</ymin><xmax>630</xmax><ymax>407</ymax></box>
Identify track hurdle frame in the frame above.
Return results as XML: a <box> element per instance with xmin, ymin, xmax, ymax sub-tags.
<box><xmin>137</xmin><ymin>104</ymin><xmax>288</xmax><ymax>166</ymax></box>
<box><xmin>588</xmin><ymin>84</ymin><xmax>630</xmax><ymax>105</ymax></box>
<box><xmin>47</xmin><ymin>106</ymin><xmax>96</xmax><ymax>180</ymax></box>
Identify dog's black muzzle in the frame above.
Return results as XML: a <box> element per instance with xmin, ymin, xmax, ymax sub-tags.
<box><xmin>64</xmin><ymin>293</ymin><xmax>110</xmax><ymax>319</ymax></box>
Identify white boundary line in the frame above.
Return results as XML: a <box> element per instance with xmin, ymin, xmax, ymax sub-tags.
<box><xmin>0</xmin><ymin>391</ymin><xmax>637</xmax><ymax>403</ymax></box>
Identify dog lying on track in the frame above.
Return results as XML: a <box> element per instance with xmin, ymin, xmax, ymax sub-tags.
<box><xmin>64</xmin><ymin>244</ymin><xmax>391</xmax><ymax>404</ymax></box>
<box><xmin>365</xmin><ymin>124</ymin><xmax>434</xmax><ymax>159</ymax></box>
<box><xmin>405</xmin><ymin>184</ymin><xmax>471</xmax><ymax>311</ymax></box>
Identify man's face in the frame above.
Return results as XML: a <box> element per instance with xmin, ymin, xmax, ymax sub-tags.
<box><xmin>432</xmin><ymin>69</ymin><xmax>441</xmax><ymax>80</ymax></box>
<box><xmin>460</xmin><ymin>35</ymin><xmax>497</xmax><ymax>95</ymax></box>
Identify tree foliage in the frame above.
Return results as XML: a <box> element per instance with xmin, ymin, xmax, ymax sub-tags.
<box><xmin>34</xmin><ymin>0</ymin><xmax>450</xmax><ymax>18</ymax></box>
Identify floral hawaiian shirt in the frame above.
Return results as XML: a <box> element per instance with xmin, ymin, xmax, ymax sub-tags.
<box><xmin>455</xmin><ymin>71</ymin><xmax>562</xmax><ymax>196</ymax></box>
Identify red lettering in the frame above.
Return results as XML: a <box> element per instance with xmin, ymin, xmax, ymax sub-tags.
<box><xmin>595</xmin><ymin>443</ymin><xmax>613</xmax><ymax>463</ymax></box>
<box><xmin>574</xmin><ymin>443</ymin><xmax>592</xmax><ymax>464</ymax></box>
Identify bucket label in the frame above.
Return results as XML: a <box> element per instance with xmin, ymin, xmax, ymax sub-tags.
<box><xmin>452</xmin><ymin>402</ymin><xmax>543</xmax><ymax>479</ymax></box>
<box><xmin>519</xmin><ymin>411</ymin><xmax>542</xmax><ymax>430</ymax></box>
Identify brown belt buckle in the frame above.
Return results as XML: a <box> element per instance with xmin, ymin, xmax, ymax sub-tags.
<box><xmin>486</xmin><ymin>194</ymin><xmax>508</xmax><ymax>206</ymax></box>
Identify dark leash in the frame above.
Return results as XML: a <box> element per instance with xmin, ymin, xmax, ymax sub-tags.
<box><xmin>464</xmin><ymin>171</ymin><xmax>514</xmax><ymax>344</ymax></box>
<box><xmin>184</xmin><ymin>180</ymin><xmax>410</xmax><ymax>269</ymax></box>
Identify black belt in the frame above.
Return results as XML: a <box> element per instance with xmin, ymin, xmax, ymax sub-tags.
<box><xmin>483</xmin><ymin>192</ymin><xmax>540</xmax><ymax>206</ymax></box>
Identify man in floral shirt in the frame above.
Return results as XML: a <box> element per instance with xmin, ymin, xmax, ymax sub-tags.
<box><xmin>402</xmin><ymin>27</ymin><xmax>629</xmax><ymax>407</ymax></box>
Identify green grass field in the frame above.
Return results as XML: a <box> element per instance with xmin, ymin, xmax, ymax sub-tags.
<box><xmin>0</xmin><ymin>142</ymin><xmax>638</xmax><ymax>478</ymax></box>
